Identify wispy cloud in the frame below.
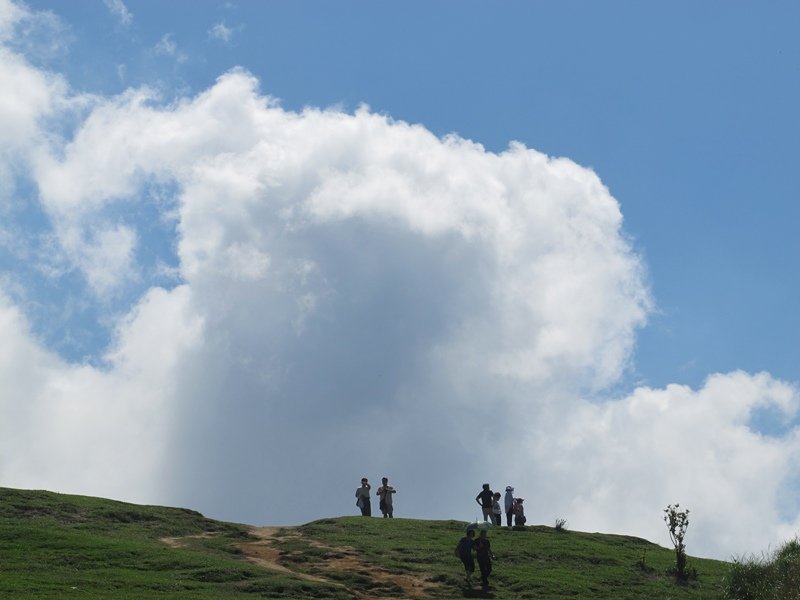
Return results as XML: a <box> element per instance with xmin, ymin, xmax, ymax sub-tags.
<box><xmin>103</xmin><ymin>0</ymin><xmax>132</xmax><ymax>27</ymax></box>
<box><xmin>154</xmin><ymin>33</ymin><xmax>187</xmax><ymax>63</ymax></box>
<box><xmin>0</xmin><ymin>0</ymin><xmax>72</xmax><ymax>60</ymax></box>
<box><xmin>208</xmin><ymin>21</ymin><xmax>239</xmax><ymax>44</ymax></box>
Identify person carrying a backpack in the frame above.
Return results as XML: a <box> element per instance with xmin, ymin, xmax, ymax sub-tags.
<box><xmin>454</xmin><ymin>529</ymin><xmax>476</xmax><ymax>586</ymax></box>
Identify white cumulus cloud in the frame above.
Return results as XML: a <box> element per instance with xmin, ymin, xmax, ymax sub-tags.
<box><xmin>0</xmin><ymin>0</ymin><xmax>798</xmax><ymax>562</ymax></box>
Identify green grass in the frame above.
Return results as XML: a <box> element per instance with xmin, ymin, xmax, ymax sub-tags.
<box><xmin>281</xmin><ymin>517</ymin><xmax>731</xmax><ymax>598</ymax></box>
<box><xmin>724</xmin><ymin>538</ymin><xmax>800</xmax><ymax>600</ymax></box>
<box><xmin>1</xmin><ymin>486</ymin><xmax>733</xmax><ymax>598</ymax></box>
<box><xmin>0</xmin><ymin>487</ymin><xmax>347</xmax><ymax>599</ymax></box>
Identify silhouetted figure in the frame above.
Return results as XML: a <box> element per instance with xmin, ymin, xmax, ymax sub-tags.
<box><xmin>504</xmin><ymin>486</ymin><xmax>514</xmax><ymax>527</ymax></box>
<box><xmin>475</xmin><ymin>483</ymin><xmax>494</xmax><ymax>522</ymax></box>
<box><xmin>355</xmin><ymin>477</ymin><xmax>371</xmax><ymax>516</ymax></box>
<box><xmin>377</xmin><ymin>477</ymin><xmax>396</xmax><ymax>518</ymax></box>
<box><xmin>455</xmin><ymin>528</ymin><xmax>476</xmax><ymax>587</ymax></box>
<box><xmin>492</xmin><ymin>492</ymin><xmax>502</xmax><ymax>526</ymax></box>
<box><xmin>474</xmin><ymin>529</ymin><xmax>495</xmax><ymax>589</ymax></box>
<box><xmin>513</xmin><ymin>497</ymin><xmax>526</xmax><ymax>526</ymax></box>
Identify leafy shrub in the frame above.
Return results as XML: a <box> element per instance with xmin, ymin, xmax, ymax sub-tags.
<box><xmin>663</xmin><ymin>504</ymin><xmax>690</xmax><ymax>580</ymax></box>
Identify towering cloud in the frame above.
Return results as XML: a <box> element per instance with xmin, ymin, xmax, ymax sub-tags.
<box><xmin>0</xmin><ymin>0</ymin><xmax>798</xmax><ymax>559</ymax></box>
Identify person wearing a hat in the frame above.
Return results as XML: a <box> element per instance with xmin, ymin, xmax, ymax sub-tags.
<box><xmin>504</xmin><ymin>486</ymin><xmax>515</xmax><ymax>527</ymax></box>
<box><xmin>513</xmin><ymin>497</ymin><xmax>527</xmax><ymax>526</ymax></box>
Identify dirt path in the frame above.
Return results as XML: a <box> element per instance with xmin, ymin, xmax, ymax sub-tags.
<box><xmin>240</xmin><ymin>526</ymin><xmax>440</xmax><ymax>599</ymax></box>
<box><xmin>238</xmin><ymin>527</ymin><xmax>336</xmax><ymax>586</ymax></box>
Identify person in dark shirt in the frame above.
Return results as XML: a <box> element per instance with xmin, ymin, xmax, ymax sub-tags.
<box><xmin>474</xmin><ymin>529</ymin><xmax>495</xmax><ymax>589</ymax></box>
<box><xmin>475</xmin><ymin>483</ymin><xmax>494</xmax><ymax>521</ymax></box>
<box><xmin>455</xmin><ymin>529</ymin><xmax>476</xmax><ymax>586</ymax></box>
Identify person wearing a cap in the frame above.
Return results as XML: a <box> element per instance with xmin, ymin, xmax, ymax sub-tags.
<box><xmin>504</xmin><ymin>486</ymin><xmax>515</xmax><ymax>527</ymax></box>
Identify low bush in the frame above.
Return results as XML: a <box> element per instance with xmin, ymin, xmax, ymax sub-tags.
<box><xmin>725</xmin><ymin>538</ymin><xmax>800</xmax><ymax>600</ymax></box>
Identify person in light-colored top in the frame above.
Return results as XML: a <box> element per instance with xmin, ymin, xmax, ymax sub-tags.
<box><xmin>492</xmin><ymin>492</ymin><xmax>502</xmax><ymax>526</ymax></box>
<box><xmin>355</xmin><ymin>477</ymin><xmax>371</xmax><ymax>516</ymax></box>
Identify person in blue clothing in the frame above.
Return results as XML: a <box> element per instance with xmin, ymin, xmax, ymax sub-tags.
<box><xmin>455</xmin><ymin>529</ymin><xmax>476</xmax><ymax>586</ymax></box>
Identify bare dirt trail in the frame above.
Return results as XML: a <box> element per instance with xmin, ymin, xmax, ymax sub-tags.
<box><xmin>240</xmin><ymin>525</ymin><xmax>441</xmax><ymax>599</ymax></box>
<box><xmin>238</xmin><ymin>526</ymin><xmax>335</xmax><ymax>586</ymax></box>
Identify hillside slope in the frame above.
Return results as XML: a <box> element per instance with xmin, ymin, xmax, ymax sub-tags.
<box><xmin>0</xmin><ymin>487</ymin><xmax>729</xmax><ymax>598</ymax></box>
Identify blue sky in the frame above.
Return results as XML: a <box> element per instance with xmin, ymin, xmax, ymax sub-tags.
<box><xmin>25</xmin><ymin>0</ymin><xmax>799</xmax><ymax>390</ymax></box>
<box><xmin>1</xmin><ymin>0</ymin><xmax>799</xmax><ymax>559</ymax></box>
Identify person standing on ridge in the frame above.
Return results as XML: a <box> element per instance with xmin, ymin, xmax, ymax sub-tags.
<box><xmin>475</xmin><ymin>483</ymin><xmax>494</xmax><ymax>522</ymax></box>
<box><xmin>513</xmin><ymin>497</ymin><xmax>527</xmax><ymax>526</ymax></box>
<box><xmin>376</xmin><ymin>477</ymin><xmax>396</xmax><ymax>518</ymax></box>
<box><xmin>504</xmin><ymin>486</ymin><xmax>515</xmax><ymax>527</ymax></box>
<box><xmin>492</xmin><ymin>492</ymin><xmax>502</xmax><ymax>526</ymax></box>
<box><xmin>355</xmin><ymin>477</ymin><xmax>372</xmax><ymax>517</ymax></box>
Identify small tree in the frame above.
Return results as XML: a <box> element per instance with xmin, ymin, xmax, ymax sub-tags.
<box><xmin>664</xmin><ymin>504</ymin><xmax>690</xmax><ymax>579</ymax></box>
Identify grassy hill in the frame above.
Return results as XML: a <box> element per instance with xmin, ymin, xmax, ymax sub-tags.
<box><xmin>0</xmin><ymin>487</ymin><xmax>731</xmax><ymax>598</ymax></box>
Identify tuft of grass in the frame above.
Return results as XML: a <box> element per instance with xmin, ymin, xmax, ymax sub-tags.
<box><xmin>724</xmin><ymin>538</ymin><xmax>800</xmax><ymax>600</ymax></box>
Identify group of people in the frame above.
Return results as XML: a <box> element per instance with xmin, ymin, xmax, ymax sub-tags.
<box><xmin>355</xmin><ymin>477</ymin><xmax>396</xmax><ymax>518</ymax></box>
<box><xmin>475</xmin><ymin>483</ymin><xmax>526</xmax><ymax>527</ymax></box>
<box><xmin>455</xmin><ymin>528</ymin><xmax>495</xmax><ymax>590</ymax></box>
<box><xmin>354</xmin><ymin>478</ymin><xmax>527</xmax><ymax>591</ymax></box>
<box><xmin>460</xmin><ymin>483</ymin><xmax>526</xmax><ymax>590</ymax></box>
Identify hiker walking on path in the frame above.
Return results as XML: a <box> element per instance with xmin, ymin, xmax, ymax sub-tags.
<box><xmin>355</xmin><ymin>478</ymin><xmax>372</xmax><ymax>517</ymax></box>
<box><xmin>454</xmin><ymin>529</ymin><xmax>476</xmax><ymax>587</ymax></box>
<box><xmin>504</xmin><ymin>486</ymin><xmax>515</xmax><ymax>527</ymax></box>
<box><xmin>474</xmin><ymin>529</ymin><xmax>495</xmax><ymax>590</ymax></box>
<box><xmin>376</xmin><ymin>477</ymin><xmax>396</xmax><ymax>518</ymax></box>
<box><xmin>475</xmin><ymin>483</ymin><xmax>494</xmax><ymax>522</ymax></box>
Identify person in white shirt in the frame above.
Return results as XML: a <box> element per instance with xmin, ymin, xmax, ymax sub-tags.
<box><xmin>355</xmin><ymin>477</ymin><xmax>372</xmax><ymax>516</ymax></box>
